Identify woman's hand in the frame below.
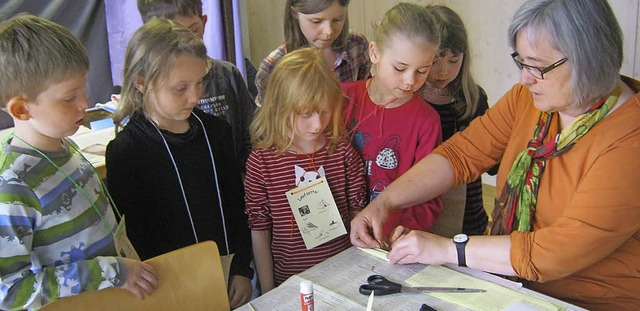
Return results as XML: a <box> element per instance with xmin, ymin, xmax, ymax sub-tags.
<box><xmin>120</xmin><ymin>258</ymin><xmax>159</xmax><ymax>299</ymax></box>
<box><xmin>228</xmin><ymin>275</ymin><xmax>253</xmax><ymax>308</ymax></box>
<box><xmin>350</xmin><ymin>201</ymin><xmax>392</xmax><ymax>248</ymax></box>
<box><xmin>387</xmin><ymin>230</ymin><xmax>451</xmax><ymax>265</ymax></box>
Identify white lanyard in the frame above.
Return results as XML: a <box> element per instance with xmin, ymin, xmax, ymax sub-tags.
<box><xmin>148</xmin><ymin>112</ymin><xmax>230</xmax><ymax>255</ymax></box>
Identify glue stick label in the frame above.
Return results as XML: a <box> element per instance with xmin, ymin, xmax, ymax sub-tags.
<box><xmin>300</xmin><ymin>292</ymin><xmax>314</xmax><ymax>311</ymax></box>
<box><xmin>300</xmin><ymin>281</ymin><xmax>314</xmax><ymax>311</ymax></box>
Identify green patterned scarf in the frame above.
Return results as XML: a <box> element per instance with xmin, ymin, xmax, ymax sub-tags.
<box><xmin>491</xmin><ymin>85</ymin><xmax>621</xmax><ymax>234</ymax></box>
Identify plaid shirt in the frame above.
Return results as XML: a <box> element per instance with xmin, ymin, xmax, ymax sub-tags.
<box><xmin>254</xmin><ymin>31</ymin><xmax>371</xmax><ymax>105</ymax></box>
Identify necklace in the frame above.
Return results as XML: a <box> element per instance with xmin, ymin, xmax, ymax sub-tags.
<box><xmin>365</xmin><ymin>77</ymin><xmax>402</xmax><ymax>106</ymax></box>
<box><xmin>347</xmin><ymin>77</ymin><xmax>401</xmax><ymax>140</ymax></box>
<box><xmin>7</xmin><ymin>134</ymin><xmax>120</xmax><ymax>235</ymax></box>
<box><xmin>290</xmin><ymin>140</ymin><xmax>319</xmax><ymax>187</ymax></box>
<box><xmin>148</xmin><ymin>112</ymin><xmax>230</xmax><ymax>254</ymax></box>
<box><xmin>422</xmin><ymin>83</ymin><xmax>455</xmax><ymax>105</ymax></box>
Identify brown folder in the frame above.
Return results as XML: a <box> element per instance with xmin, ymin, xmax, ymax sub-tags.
<box><xmin>41</xmin><ymin>241</ymin><xmax>230</xmax><ymax>311</ymax></box>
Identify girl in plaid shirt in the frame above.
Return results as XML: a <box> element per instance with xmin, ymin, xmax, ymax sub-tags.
<box><xmin>255</xmin><ymin>0</ymin><xmax>371</xmax><ymax>105</ymax></box>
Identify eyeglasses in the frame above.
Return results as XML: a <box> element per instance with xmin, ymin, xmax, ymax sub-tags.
<box><xmin>511</xmin><ymin>52</ymin><xmax>568</xmax><ymax>80</ymax></box>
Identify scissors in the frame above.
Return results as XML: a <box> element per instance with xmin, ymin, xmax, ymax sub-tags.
<box><xmin>359</xmin><ymin>275</ymin><xmax>486</xmax><ymax>296</ymax></box>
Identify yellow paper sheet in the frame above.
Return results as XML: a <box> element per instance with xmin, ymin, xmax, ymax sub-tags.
<box><xmin>358</xmin><ymin>247</ymin><xmax>389</xmax><ymax>261</ymax></box>
<box><xmin>406</xmin><ymin>266</ymin><xmax>563</xmax><ymax>311</ymax></box>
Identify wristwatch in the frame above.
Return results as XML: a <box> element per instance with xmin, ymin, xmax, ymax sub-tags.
<box><xmin>453</xmin><ymin>233</ymin><xmax>469</xmax><ymax>267</ymax></box>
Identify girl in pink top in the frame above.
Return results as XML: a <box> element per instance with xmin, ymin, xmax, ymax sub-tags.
<box><xmin>343</xmin><ymin>3</ymin><xmax>443</xmax><ymax>239</ymax></box>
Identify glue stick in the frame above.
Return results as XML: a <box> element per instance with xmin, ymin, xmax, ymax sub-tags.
<box><xmin>300</xmin><ymin>280</ymin><xmax>314</xmax><ymax>311</ymax></box>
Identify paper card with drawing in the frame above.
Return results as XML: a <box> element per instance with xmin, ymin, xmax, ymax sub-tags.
<box><xmin>286</xmin><ymin>177</ymin><xmax>347</xmax><ymax>249</ymax></box>
<box><xmin>221</xmin><ymin>254</ymin><xmax>234</xmax><ymax>289</ymax></box>
<box><xmin>114</xmin><ymin>216</ymin><xmax>141</xmax><ymax>261</ymax></box>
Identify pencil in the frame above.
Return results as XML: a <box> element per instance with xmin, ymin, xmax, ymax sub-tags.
<box><xmin>248</xmin><ymin>302</ymin><xmax>257</xmax><ymax>311</ymax></box>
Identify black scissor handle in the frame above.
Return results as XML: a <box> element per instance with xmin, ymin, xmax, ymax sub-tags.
<box><xmin>359</xmin><ymin>284</ymin><xmax>401</xmax><ymax>296</ymax></box>
<box><xmin>359</xmin><ymin>275</ymin><xmax>402</xmax><ymax>296</ymax></box>
<box><xmin>367</xmin><ymin>275</ymin><xmax>400</xmax><ymax>288</ymax></box>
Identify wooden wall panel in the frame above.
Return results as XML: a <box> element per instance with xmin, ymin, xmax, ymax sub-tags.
<box><xmin>243</xmin><ymin>0</ymin><xmax>640</xmax><ymax>105</ymax></box>
<box><xmin>611</xmin><ymin>0</ymin><xmax>639</xmax><ymax>78</ymax></box>
<box><xmin>242</xmin><ymin>0</ymin><xmax>638</xmax><ymax>187</ymax></box>
<box><xmin>245</xmin><ymin>0</ymin><xmax>287</xmax><ymax>64</ymax></box>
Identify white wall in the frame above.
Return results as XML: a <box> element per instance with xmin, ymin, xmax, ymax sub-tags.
<box><xmin>243</xmin><ymin>0</ymin><xmax>640</xmax><ymax>185</ymax></box>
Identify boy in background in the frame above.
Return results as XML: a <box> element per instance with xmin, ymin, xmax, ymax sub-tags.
<box><xmin>0</xmin><ymin>15</ymin><xmax>158</xmax><ymax>310</ymax></box>
<box><xmin>138</xmin><ymin>0</ymin><xmax>257</xmax><ymax>171</ymax></box>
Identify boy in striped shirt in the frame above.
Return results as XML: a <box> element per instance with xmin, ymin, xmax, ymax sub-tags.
<box><xmin>0</xmin><ymin>15</ymin><xmax>157</xmax><ymax>310</ymax></box>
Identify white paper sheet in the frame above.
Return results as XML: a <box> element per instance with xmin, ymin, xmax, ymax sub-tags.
<box><xmin>235</xmin><ymin>247</ymin><xmax>586</xmax><ymax>311</ymax></box>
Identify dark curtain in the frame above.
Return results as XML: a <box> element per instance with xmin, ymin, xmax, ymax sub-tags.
<box><xmin>220</xmin><ymin>0</ymin><xmax>235</xmax><ymax>65</ymax></box>
<box><xmin>0</xmin><ymin>0</ymin><xmax>113</xmax><ymax>107</ymax></box>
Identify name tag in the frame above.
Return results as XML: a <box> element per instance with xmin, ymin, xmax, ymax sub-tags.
<box><xmin>221</xmin><ymin>254</ymin><xmax>235</xmax><ymax>288</ymax></box>
<box><xmin>114</xmin><ymin>215</ymin><xmax>141</xmax><ymax>261</ymax></box>
<box><xmin>286</xmin><ymin>177</ymin><xmax>347</xmax><ymax>250</ymax></box>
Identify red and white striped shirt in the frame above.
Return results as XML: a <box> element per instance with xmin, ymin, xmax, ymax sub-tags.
<box><xmin>245</xmin><ymin>140</ymin><xmax>367</xmax><ymax>284</ymax></box>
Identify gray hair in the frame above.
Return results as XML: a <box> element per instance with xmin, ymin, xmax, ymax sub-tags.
<box><xmin>508</xmin><ymin>0</ymin><xmax>622</xmax><ymax>106</ymax></box>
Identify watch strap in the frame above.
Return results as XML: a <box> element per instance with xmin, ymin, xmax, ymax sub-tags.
<box><xmin>455</xmin><ymin>242</ymin><xmax>467</xmax><ymax>267</ymax></box>
<box><xmin>453</xmin><ymin>234</ymin><xmax>468</xmax><ymax>267</ymax></box>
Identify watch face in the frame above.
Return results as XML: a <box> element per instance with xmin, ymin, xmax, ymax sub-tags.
<box><xmin>453</xmin><ymin>234</ymin><xmax>468</xmax><ymax>243</ymax></box>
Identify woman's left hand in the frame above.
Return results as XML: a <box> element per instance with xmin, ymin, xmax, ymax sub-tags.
<box><xmin>387</xmin><ymin>230</ymin><xmax>451</xmax><ymax>265</ymax></box>
<box><xmin>228</xmin><ymin>275</ymin><xmax>253</xmax><ymax>308</ymax></box>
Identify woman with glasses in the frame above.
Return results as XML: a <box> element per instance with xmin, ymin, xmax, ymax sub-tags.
<box><xmin>350</xmin><ymin>0</ymin><xmax>640</xmax><ymax>309</ymax></box>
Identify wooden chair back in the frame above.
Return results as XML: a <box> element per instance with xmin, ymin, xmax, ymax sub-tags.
<box><xmin>41</xmin><ymin>241</ymin><xmax>230</xmax><ymax>311</ymax></box>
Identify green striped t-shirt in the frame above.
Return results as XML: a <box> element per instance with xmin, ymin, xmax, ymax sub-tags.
<box><xmin>0</xmin><ymin>139</ymin><xmax>124</xmax><ymax>310</ymax></box>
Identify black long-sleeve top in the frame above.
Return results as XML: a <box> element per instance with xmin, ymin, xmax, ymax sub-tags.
<box><xmin>105</xmin><ymin>108</ymin><xmax>253</xmax><ymax>280</ymax></box>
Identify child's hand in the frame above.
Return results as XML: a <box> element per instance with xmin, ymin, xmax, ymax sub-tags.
<box><xmin>120</xmin><ymin>258</ymin><xmax>159</xmax><ymax>299</ymax></box>
<box><xmin>228</xmin><ymin>275</ymin><xmax>253</xmax><ymax>308</ymax></box>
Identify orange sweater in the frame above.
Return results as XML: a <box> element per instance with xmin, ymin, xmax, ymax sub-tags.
<box><xmin>434</xmin><ymin>76</ymin><xmax>640</xmax><ymax>310</ymax></box>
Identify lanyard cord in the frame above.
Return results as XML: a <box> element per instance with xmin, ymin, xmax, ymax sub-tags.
<box><xmin>148</xmin><ymin>113</ymin><xmax>230</xmax><ymax>255</ymax></box>
<box><xmin>289</xmin><ymin>140</ymin><xmax>318</xmax><ymax>236</ymax></box>
<box><xmin>6</xmin><ymin>133</ymin><xmax>118</xmax><ymax>235</ymax></box>
<box><xmin>347</xmin><ymin>77</ymin><xmax>400</xmax><ymax>141</ymax></box>
<box><xmin>194</xmin><ymin>113</ymin><xmax>230</xmax><ymax>255</ymax></box>
<box><xmin>290</xmin><ymin>140</ymin><xmax>318</xmax><ymax>187</ymax></box>
<box><xmin>67</xmin><ymin>141</ymin><xmax>121</xmax><ymax>218</ymax></box>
